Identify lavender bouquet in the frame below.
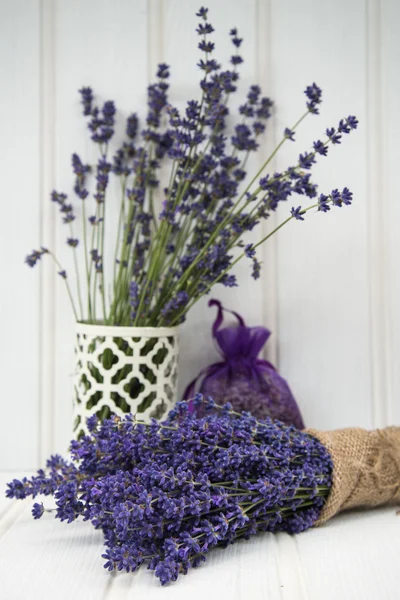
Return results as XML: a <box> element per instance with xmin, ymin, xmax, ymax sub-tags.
<box><xmin>7</xmin><ymin>398</ymin><xmax>400</xmax><ymax>586</ymax></box>
<box><xmin>26</xmin><ymin>6</ymin><xmax>357</xmax><ymax>327</ymax></box>
<box><xmin>6</xmin><ymin>394</ymin><xmax>400</xmax><ymax>585</ymax></box>
<box><xmin>6</xmin><ymin>396</ymin><xmax>333</xmax><ymax>585</ymax></box>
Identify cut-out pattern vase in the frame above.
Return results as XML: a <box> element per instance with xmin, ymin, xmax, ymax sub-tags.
<box><xmin>73</xmin><ymin>323</ymin><xmax>179</xmax><ymax>437</ymax></box>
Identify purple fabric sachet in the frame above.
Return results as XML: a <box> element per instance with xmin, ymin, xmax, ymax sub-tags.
<box><xmin>184</xmin><ymin>299</ymin><xmax>304</xmax><ymax>429</ymax></box>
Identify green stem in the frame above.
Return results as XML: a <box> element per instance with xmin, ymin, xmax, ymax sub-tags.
<box><xmin>48</xmin><ymin>251</ymin><xmax>78</xmax><ymax>321</ymax></box>
<box><xmin>148</xmin><ymin>145</ymin><xmax>159</xmax><ymax>232</ymax></box>
<box><xmin>88</xmin><ymin>219</ymin><xmax>98</xmax><ymax>321</ymax></box>
<box><xmin>81</xmin><ymin>198</ymin><xmax>92</xmax><ymax>321</ymax></box>
<box><xmin>69</xmin><ymin>223</ymin><xmax>84</xmax><ymax>320</ymax></box>
<box><xmin>108</xmin><ymin>195</ymin><xmax>137</xmax><ymax>323</ymax></box>
<box><xmin>99</xmin><ymin>199</ymin><xmax>107</xmax><ymax>323</ymax></box>
<box><xmin>113</xmin><ymin>176</ymin><xmax>127</xmax><ymax>291</ymax></box>
<box><xmin>93</xmin><ymin>212</ymin><xmax>101</xmax><ymax>321</ymax></box>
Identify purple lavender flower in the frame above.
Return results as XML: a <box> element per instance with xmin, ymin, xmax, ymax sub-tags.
<box><xmin>126</xmin><ymin>114</ymin><xmax>138</xmax><ymax>139</ymax></box>
<box><xmin>291</xmin><ymin>206</ymin><xmax>305</xmax><ymax>221</ymax></box>
<box><xmin>196</xmin><ymin>7</ymin><xmax>208</xmax><ymax>18</ymax></box>
<box><xmin>94</xmin><ymin>158</ymin><xmax>111</xmax><ymax>204</ymax></box>
<box><xmin>251</xmin><ymin>257</ymin><xmax>261</xmax><ymax>279</ymax></box>
<box><xmin>304</xmin><ymin>82</ymin><xmax>322</xmax><ymax>114</ymax></box>
<box><xmin>90</xmin><ymin>249</ymin><xmax>101</xmax><ymax>269</ymax></box>
<box><xmin>230</xmin><ymin>28</ymin><xmax>243</xmax><ymax>48</ymax></box>
<box><xmin>331</xmin><ymin>188</ymin><xmax>342</xmax><ymax>207</ymax></box>
<box><xmin>85</xmin><ymin>98</ymin><xmax>116</xmax><ymax>145</ymax></box>
<box><xmin>244</xmin><ymin>244</ymin><xmax>261</xmax><ymax>279</ymax></box>
<box><xmin>338</xmin><ymin>118</ymin><xmax>350</xmax><ymax>134</ymax></box>
<box><xmin>199</xmin><ymin>40</ymin><xmax>215</xmax><ymax>53</ymax></box>
<box><xmin>63</xmin><ymin>213</ymin><xmax>75</xmax><ymax>224</ymax></box>
<box><xmin>245</xmin><ymin>244</ymin><xmax>255</xmax><ymax>258</ymax></box>
<box><xmin>32</xmin><ymin>503</ymin><xmax>44</xmax><ymax>520</ymax></box>
<box><xmin>72</xmin><ymin>153</ymin><xmax>90</xmax><ymax>176</ymax></box>
<box><xmin>146</xmin><ymin>65</ymin><xmax>170</xmax><ymax>131</ymax></box>
<box><xmin>51</xmin><ymin>191</ymin><xmax>67</xmax><ymax>205</ymax></box>
<box><xmin>337</xmin><ymin>116</ymin><xmax>358</xmax><ymax>135</ymax></box>
<box><xmin>161</xmin><ymin>291</ymin><xmax>189</xmax><ymax>324</ymax></box>
<box><xmin>284</xmin><ymin>127</ymin><xmax>295</xmax><ymax>141</ymax></box>
<box><xmin>248</xmin><ymin>85</ymin><xmax>260</xmax><ymax>104</ymax></box>
<box><xmin>197</xmin><ymin>22</ymin><xmax>214</xmax><ymax>35</ymax></box>
<box><xmin>313</xmin><ymin>140</ymin><xmax>328</xmax><ymax>156</ymax></box>
<box><xmin>25</xmin><ymin>247</ymin><xmax>48</xmax><ymax>268</ymax></box>
<box><xmin>252</xmin><ymin>121</ymin><xmax>265</xmax><ymax>136</ymax></box>
<box><xmin>157</xmin><ymin>63</ymin><xmax>169</xmax><ymax>79</ymax></box>
<box><xmin>102</xmin><ymin>100</ymin><xmax>116</xmax><ymax>124</ymax></box>
<box><xmin>79</xmin><ymin>87</ymin><xmax>93</xmax><ymax>116</ymax></box>
<box><xmin>299</xmin><ymin>152</ymin><xmax>316</xmax><ymax>169</ymax></box>
<box><xmin>50</xmin><ymin>191</ymin><xmax>79</xmax><ymax>227</ymax></box>
<box><xmin>318</xmin><ymin>193</ymin><xmax>331</xmax><ymax>212</ymax></box>
<box><xmin>341</xmin><ymin>187</ymin><xmax>353</xmax><ymax>205</ymax></box>
<box><xmin>232</xmin><ymin>124</ymin><xmax>258</xmax><ymax>152</ymax></box>
<box><xmin>72</xmin><ymin>154</ymin><xmax>90</xmax><ymax>200</ymax></box>
<box><xmin>326</xmin><ymin>127</ymin><xmax>342</xmax><ymax>144</ymax></box>
<box><xmin>347</xmin><ymin>115</ymin><xmax>358</xmax><ymax>130</ymax></box>
<box><xmin>257</xmin><ymin>97</ymin><xmax>273</xmax><ymax>119</ymax></box>
<box><xmin>221</xmin><ymin>274</ymin><xmax>237</xmax><ymax>287</ymax></box>
<box><xmin>67</xmin><ymin>238</ymin><xmax>79</xmax><ymax>248</ymax></box>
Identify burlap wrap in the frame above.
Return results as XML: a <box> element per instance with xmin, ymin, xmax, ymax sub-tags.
<box><xmin>306</xmin><ymin>426</ymin><xmax>400</xmax><ymax>525</ymax></box>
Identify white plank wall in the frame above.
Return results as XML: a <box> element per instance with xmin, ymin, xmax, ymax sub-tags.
<box><xmin>0</xmin><ymin>0</ymin><xmax>41</xmax><ymax>469</ymax></box>
<box><xmin>381</xmin><ymin>0</ymin><xmax>400</xmax><ymax>427</ymax></box>
<box><xmin>1</xmin><ymin>0</ymin><xmax>399</xmax><ymax>469</ymax></box>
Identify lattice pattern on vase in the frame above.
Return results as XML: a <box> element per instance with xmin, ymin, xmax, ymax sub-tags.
<box><xmin>73</xmin><ymin>323</ymin><xmax>179</xmax><ymax>437</ymax></box>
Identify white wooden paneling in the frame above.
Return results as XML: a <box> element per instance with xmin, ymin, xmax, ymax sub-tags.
<box><xmin>0</xmin><ymin>0</ymin><xmax>41</xmax><ymax>469</ymax></box>
<box><xmin>39</xmin><ymin>0</ymin><xmax>57</xmax><ymax>464</ymax></box>
<box><xmin>381</xmin><ymin>0</ymin><xmax>400</xmax><ymax>426</ymax></box>
<box><xmin>52</xmin><ymin>0</ymin><xmax>149</xmax><ymax>453</ymax></box>
<box><xmin>366</xmin><ymin>0</ymin><xmax>390</xmax><ymax>430</ymax></box>
<box><xmin>257</xmin><ymin>0</ymin><xmax>279</xmax><ymax>367</ymax></box>
<box><xmin>271</xmin><ymin>0</ymin><xmax>372</xmax><ymax>430</ymax></box>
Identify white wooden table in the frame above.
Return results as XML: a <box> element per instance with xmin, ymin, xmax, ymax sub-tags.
<box><xmin>1</xmin><ymin>472</ymin><xmax>399</xmax><ymax>600</ymax></box>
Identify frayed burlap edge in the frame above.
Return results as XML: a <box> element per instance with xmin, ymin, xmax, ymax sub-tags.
<box><xmin>306</xmin><ymin>426</ymin><xmax>400</xmax><ymax>525</ymax></box>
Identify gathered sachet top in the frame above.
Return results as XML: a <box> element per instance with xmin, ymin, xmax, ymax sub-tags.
<box><xmin>184</xmin><ymin>299</ymin><xmax>304</xmax><ymax>429</ymax></box>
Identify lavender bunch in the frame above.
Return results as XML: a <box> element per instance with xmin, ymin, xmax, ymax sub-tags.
<box><xmin>6</xmin><ymin>396</ymin><xmax>332</xmax><ymax>585</ymax></box>
<box><xmin>26</xmin><ymin>7</ymin><xmax>358</xmax><ymax>326</ymax></box>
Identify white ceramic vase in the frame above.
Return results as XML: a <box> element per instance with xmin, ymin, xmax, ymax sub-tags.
<box><xmin>73</xmin><ymin>322</ymin><xmax>179</xmax><ymax>436</ymax></box>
